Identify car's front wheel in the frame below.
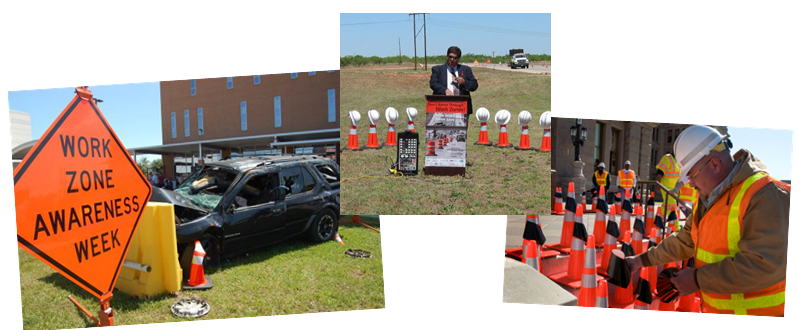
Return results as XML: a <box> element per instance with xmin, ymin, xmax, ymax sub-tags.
<box><xmin>308</xmin><ymin>208</ymin><xmax>338</xmax><ymax>243</ymax></box>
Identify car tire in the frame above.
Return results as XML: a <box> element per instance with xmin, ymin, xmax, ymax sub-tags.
<box><xmin>308</xmin><ymin>208</ymin><xmax>338</xmax><ymax>243</ymax></box>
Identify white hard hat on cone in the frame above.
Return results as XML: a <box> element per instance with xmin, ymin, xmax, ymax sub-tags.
<box><xmin>673</xmin><ymin>125</ymin><xmax>728</xmax><ymax>181</ymax></box>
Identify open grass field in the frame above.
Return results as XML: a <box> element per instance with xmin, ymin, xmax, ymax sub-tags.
<box><xmin>17</xmin><ymin>216</ymin><xmax>383</xmax><ymax>329</ymax></box>
<box><xmin>340</xmin><ymin>66</ymin><xmax>551</xmax><ymax>215</ymax></box>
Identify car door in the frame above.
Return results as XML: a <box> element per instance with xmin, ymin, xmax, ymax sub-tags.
<box><xmin>281</xmin><ymin>165</ymin><xmax>322</xmax><ymax>236</ymax></box>
<box><xmin>221</xmin><ymin>171</ymin><xmax>287</xmax><ymax>255</ymax></box>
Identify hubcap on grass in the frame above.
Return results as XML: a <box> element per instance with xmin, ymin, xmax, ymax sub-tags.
<box><xmin>171</xmin><ymin>297</ymin><xmax>210</xmax><ymax>318</ymax></box>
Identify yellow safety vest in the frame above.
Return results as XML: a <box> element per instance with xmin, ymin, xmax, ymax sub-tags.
<box><xmin>594</xmin><ymin>171</ymin><xmax>608</xmax><ymax>186</ymax></box>
<box><xmin>656</xmin><ymin>154</ymin><xmax>681</xmax><ymax>190</ymax></box>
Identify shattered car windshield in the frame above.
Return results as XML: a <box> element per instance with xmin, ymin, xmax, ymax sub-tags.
<box><xmin>174</xmin><ymin>166</ymin><xmax>239</xmax><ymax>209</ymax></box>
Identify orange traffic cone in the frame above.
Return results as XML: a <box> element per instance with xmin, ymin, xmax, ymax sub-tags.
<box><xmin>523</xmin><ymin>239</ymin><xmax>541</xmax><ymax>271</ymax></box>
<box><xmin>614</xmin><ymin>191</ymin><xmax>622</xmax><ymax>215</ymax></box>
<box><xmin>364</xmin><ymin>123</ymin><xmax>383</xmax><ymax>149</ymax></box>
<box><xmin>345</xmin><ymin>125</ymin><xmax>361</xmax><ymax>151</ymax></box>
<box><xmin>540</xmin><ymin>128</ymin><xmax>551</xmax><ymax>151</ymax></box>
<box><xmin>578</xmin><ymin>235</ymin><xmax>597</xmax><ymax>307</ymax></box>
<box><xmin>443</xmin><ymin>137</ymin><xmax>448</xmax><ymax>147</ymax></box>
<box><xmin>552</xmin><ymin>187</ymin><xmax>565</xmax><ymax>215</ymax></box>
<box><xmin>437</xmin><ymin>139</ymin><xmax>443</xmax><ymax>149</ymax></box>
<box><xmin>593</xmin><ymin>186</ymin><xmax>608</xmax><ymax>248</ymax></box>
<box><xmin>588</xmin><ymin>193</ymin><xmax>597</xmax><ymax>213</ymax></box>
<box><xmin>515</xmin><ymin>123</ymin><xmax>534</xmax><ymax>150</ymax></box>
<box><xmin>645</xmin><ymin>192</ymin><xmax>655</xmax><ymax>238</ymax></box>
<box><xmin>634</xmin><ymin>267</ymin><xmax>653</xmax><ymax>310</ymax></box>
<box><xmin>647</xmin><ymin>227</ymin><xmax>660</xmax><ymax>292</ymax></box>
<box><xmin>185</xmin><ymin>240</ymin><xmax>213</xmax><ymax>290</ymax></box>
<box><xmin>596</xmin><ymin>279</ymin><xmax>609</xmax><ymax>308</ymax></box>
<box><xmin>567</xmin><ymin>205</ymin><xmax>587</xmax><ymax>281</ymax></box>
<box><xmin>667</xmin><ymin>210</ymin><xmax>679</xmax><ymax>235</ymax></box>
<box><xmin>611</xmin><ymin>232</ymin><xmax>635</xmax><ymax>307</ymax></box>
<box><xmin>426</xmin><ymin>140</ymin><xmax>437</xmax><ymax>156</ymax></box>
<box><xmin>475</xmin><ymin>107</ymin><xmax>493</xmax><ymax>146</ymax></box>
<box><xmin>619</xmin><ymin>190</ymin><xmax>632</xmax><ymax>243</ymax></box>
<box><xmin>599</xmin><ymin>206</ymin><xmax>619</xmax><ymax>275</ymax></box>
<box><xmin>561</xmin><ymin>183</ymin><xmax>577</xmax><ymax>249</ymax></box>
<box><xmin>632</xmin><ymin>208</ymin><xmax>645</xmax><ymax>256</ymax></box>
<box><xmin>385</xmin><ymin>123</ymin><xmax>397</xmax><ymax>146</ymax></box>
<box><xmin>496</xmin><ymin>124</ymin><xmax>512</xmax><ymax>148</ymax></box>
<box><xmin>692</xmin><ymin>296</ymin><xmax>701</xmax><ymax>313</ymax></box>
<box><xmin>334</xmin><ymin>232</ymin><xmax>344</xmax><ymax>245</ymax></box>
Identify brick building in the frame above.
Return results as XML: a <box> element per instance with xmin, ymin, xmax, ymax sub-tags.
<box><xmin>130</xmin><ymin>71</ymin><xmax>340</xmax><ymax>181</ymax></box>
<box><xmin>552</xmin><ymin>117</ymin><xmax>726</xmax><ymax>197</ymax></box>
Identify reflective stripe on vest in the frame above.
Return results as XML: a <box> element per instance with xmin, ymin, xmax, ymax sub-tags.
<box><xmin>595</xmin><ymin>171</ymin><xmax>608</xmax><ymax>186</ymax></box>
<box><xmin>680</xmin><ymin>184</ymin><xmax>698</xmax><ymax>205</ymax></box>
<box><xmin>619</xmin><ymin>170</ymin><xmax>635</xmax><ymax>188</ymax></box>
<box><xmin>694</xmin><ymin>172</ymin><xmax>786</xmax><ymax>315</ymax></box>
<box><xmin>657</xmin><ymin>155</ymin><xmax>681</xmax><ymax>178</ymax></box>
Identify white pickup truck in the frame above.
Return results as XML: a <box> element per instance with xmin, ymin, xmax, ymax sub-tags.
<box><xmin>511</xmin><ymin>53</ymin><xmax>529</xmax><ymax>69</ymax></box>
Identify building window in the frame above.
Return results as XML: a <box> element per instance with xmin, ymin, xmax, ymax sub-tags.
<box><xmin>171</xmin><ymin>112</ymin><xmax>177</xmax><ymax>138</ymax></box>
<box><xmin>674</xmin><ymin>129</ymin><xmax>681</xmax><ymax>141</ymax></box>
<box><xmin>327</xmin><ymin>70</ymin><xmax>335</xmax><ymax>73</ymax></box>
<box><xmin>667</xmin><ymin>129</ymin><xmax>673</xmax><ymax>143</ymax></box>
<box><xmin>227</xmin><ymin>77</ymin><xmax>233</xmax><ymax>89</ymax></box>
<box><xmin>190</xmin><ymin>79</ymin><xmax>196</xmax><ymax>95</ymax></box>
<box><xmin>327</xmin><ymin>89</ymin><xmax>336</xmax><ymax>122</ymax></box>
<box><xmin>308</xmin><ymin>71</ymin><xmax>316</xmax><ymax>76</ymax></box>
<box><xmin>595</xmin><ymin>122</ymin><xmax>604</xmax><ymax>167</ymax></box>
<box><xmin>240</xmin><ymin>101</ymin><xmax>247</xmax><ymax>131</ymax></box>
<box><xmin>291</xmin><ymin>72</ymin><xmax>298</xmax><ymax>79</ymax></box>
<box><xmin>274</xmin><ymin>96</ymin><xmax>282</xmax><ymax>127</ymax></box>
<box><xmin>198</xmin><ymin>108</ymin><xmax>204</xmax><ymax>136</ymax></box>
<box><xmin>253</xmin><ymin>75</ymin><xmax>260</xmax><ymax>85</ymax></box>
<box><xmin>184</xmin><ymin>109</ymin><xmax>190</xmax><ymax>137</ymax></box>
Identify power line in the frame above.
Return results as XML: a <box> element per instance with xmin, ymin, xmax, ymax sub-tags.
<box><xmin>426</xmin><ymin>18</ymin><xmax>550</xmax><ymax>37</ymax></box>
<box><xmin>341</xmin><ymin>19</ymin><xmax>408</xmax><ymax>26</ymax></box>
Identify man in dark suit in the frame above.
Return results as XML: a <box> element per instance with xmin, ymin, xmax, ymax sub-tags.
<box><xmin>429</xmin><ymin>46</ymin><xmax>479</xmax><ymax>116</ymax></box>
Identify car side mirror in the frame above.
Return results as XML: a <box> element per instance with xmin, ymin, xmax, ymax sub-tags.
<box><xmin>272</xmin><ymin>186</ymin><xmax>289</xmax><ymax>201</ymax></box>
<box><xmin>226</xmin><ymin>204</ymin><xmax>236</xmax><ymax>214</ymax></box>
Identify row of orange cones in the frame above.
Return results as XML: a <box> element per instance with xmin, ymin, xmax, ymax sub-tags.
<box><xmin>345</xmin><ymin>123</ymin><xmax>551</xmax><ymax>151</ymax></box>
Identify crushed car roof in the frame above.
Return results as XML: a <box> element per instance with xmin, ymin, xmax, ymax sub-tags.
<box><xmin>208</xmin><ymin>155</ymin><xmax>331</xmax><ymax>171</ymax></box>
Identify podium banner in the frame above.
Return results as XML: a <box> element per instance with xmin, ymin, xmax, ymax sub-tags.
<box><xmin>424</xmin><ymin>95</ymin><xmax>468</xmax><ymax>175</ymax></box>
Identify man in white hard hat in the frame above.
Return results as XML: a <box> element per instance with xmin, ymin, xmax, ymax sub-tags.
<box><xmin>617</xmin><ymin>160</ymin><xmax>636</xmax><ymax>203</ymax></box>
<box><xmin>626</xmin><ymin>125</ymin><xmax>789</xmax><ymax>316</ymax></box>
<box><xmin>592</xmin><ymin>162</ymin><xmax>610</xmax><ymax>200</ymax></box>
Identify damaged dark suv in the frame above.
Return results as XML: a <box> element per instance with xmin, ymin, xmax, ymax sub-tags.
<box><xmin>150</xmin><ymin>155</ymin><xmax>340</xmax><ymax>277</ymax></box>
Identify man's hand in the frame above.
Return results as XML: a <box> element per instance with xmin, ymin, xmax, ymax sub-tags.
<box><xmin>454</xmin><ymin>76</ymin><xmax>465</xmax><ymax>85</ymax></box>
<box><xmin>445</xmin><ymin>89</ymin><xmax>453</xmax><ymax>95</ymax></box>
<box><xmin>672</xmin><ymin>268</ymin><xmax>700</xmax><ymax>296</ymax></box>
<box><xmin>626</xmin><ymin>255</ymin><xmax>643</xmax><ymax>274</ymax></box>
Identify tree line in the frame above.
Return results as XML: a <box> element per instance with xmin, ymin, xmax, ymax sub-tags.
<box><xmin>341</xmin><ymin>53</ymin><xmax>551</xmax><ymax>67</ymax></box>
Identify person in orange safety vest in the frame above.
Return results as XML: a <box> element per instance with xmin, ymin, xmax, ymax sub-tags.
<box><xmin>617</xmin><ymin>160</ymin><xmax>636</xmax><ymax>204</ymax></box>
<box><xmin>626</xmin><ymin>125</ymin><xmax>789</xmax><ymax>316</ymax></box>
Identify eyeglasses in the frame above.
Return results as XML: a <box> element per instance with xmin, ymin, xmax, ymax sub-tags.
<box><xmin>688</xmin><ymin>157</ymin><xmax>712</xmax><ymax>183</ymax></box>
<box><xmin>448</xmin><ymin>56</ymin><xmax>459</xmax><ymax>60</ymax></box>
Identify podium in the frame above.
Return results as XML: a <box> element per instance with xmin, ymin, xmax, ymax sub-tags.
<box><xmin>424</xmin><ymin>95</ymin><xmax>469</xmax><ymax>176</ymax></box>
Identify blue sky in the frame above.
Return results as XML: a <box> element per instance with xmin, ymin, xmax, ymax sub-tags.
<box><xmin>341</xmin><ymin>13</ymin><xmax>551</xmax><ymax>57</ymax></box>
<box><xmin>8</xmin><ymin>83</ymin><xmax>162</xmax><ymax>151</ymax></box>
<box><xmin>727</xmin><ymin>126</ymin><xmax>793</xmax><ymax>181</ymax></box>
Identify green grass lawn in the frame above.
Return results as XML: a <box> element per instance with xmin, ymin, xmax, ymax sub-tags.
<box><xmin>18</xmin><ymin>217</ymin><xmax>383</xmax><ymax>329</ymax></box>
<box><xmin>340</xmin><ymin>67</ymin><xmax>551</xmax><ymax>215</ymax></box>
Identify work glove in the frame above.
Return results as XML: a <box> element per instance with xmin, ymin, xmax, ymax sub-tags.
<box><xmin>626</xmin><ymin>255</ymin><xmax>643</xmax><ymax>274</ymax></box>
<box><xmin>671</xmin><ymin>268</ymin><xmax>700</xmax><ymax>296</ymax></box>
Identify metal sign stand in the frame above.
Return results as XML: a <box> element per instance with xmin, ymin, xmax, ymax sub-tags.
<box><xmin>68</xmin><ymin>292</ymin><xmax>114</xmax><ymax>326</ymax></box>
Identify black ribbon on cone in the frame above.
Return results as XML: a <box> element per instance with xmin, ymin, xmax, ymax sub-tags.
<box><xmin>565</xmin><ymin>196</ymin><xmax>577</xmax><ymax>213</ymax></box>
<box><xmin>606</xmin><ymin>219</ymin><xmax>620</xmax><ymax>239</ymax></box>
<box><xmin>596</xmin><ymin>198</ymin><xmax>609</xmax><ymax>214</ymax></box>
<box><xmin>622</xmin><ymin>199</ymin><xmax>633</xmax><ymax>214</ymax></box>
<box><xmin>523</xmin><ymin>222</ymin><xmax>546</xmax><ymax>246</ymax></box>
<box><xmin>647</xmin><ymin>195</ymin><xmax>655</xmax><ymax>206</ymax></box>
<box><xmin>654</xmin><ymin>215</ymin><xmax>666</xmax><ymax>231</ymax></box>
<box><xmin>607</xmin><ymin>250</ymin><xmax>631</xmax><ymax>288</ymax></box>
<box><xmin>633</xmin><ymin>217</ymin><xmax>646</xmax><ymax>235</ymax></box>
<box><xmin>656</xmin><ymin>267</ymin><xmax>681</xmax><ymax>303</ymax></box>
<box><xmin>635</xmin><ymin>278</ymin><xmax>653</xmax><ymax>304</ymax></box>
<box><xmin>554</xmin><ymin>190</ymin><xmax>562</xmax><ymax>198</ymax></box>
<box><xmin>668</xmin><ymin>210</ymin><xmax>679</xmax><ymax>222</ymax></box>
<box><xmin>621</xmin><ymin>242</ymin><xmax>635</xmax><ymax>257</ymax></box>
<box><xmin>572</xmin><ymin>221</ymin><xmax>588</xmax><ymax>242</ymax></box>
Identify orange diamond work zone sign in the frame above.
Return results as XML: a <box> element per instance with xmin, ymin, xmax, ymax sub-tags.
<box><xmin>14</xmin><ymin>88</ymin><xmax>152</xmax><ymax>300</ymax></box>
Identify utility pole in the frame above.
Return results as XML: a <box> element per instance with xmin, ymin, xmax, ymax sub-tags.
<box><xmin>410</xmin><ymin>13</ymin><xmax>417</xmax><ymax>70</ymax></box>
<box><xmin>423</xmin><ymin>13</ymin><xmax>427</xmax><ymax>70</ymax></box>
<box><xmin>399</xmin><ymin>38</ymin><xmax>402</xmax><ymax>64</ymax></box>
